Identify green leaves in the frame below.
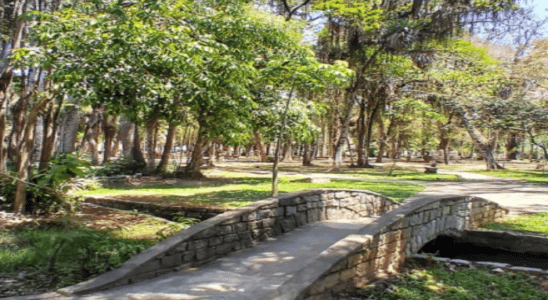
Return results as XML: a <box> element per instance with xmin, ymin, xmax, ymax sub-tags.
<box><xmin>35</xmin><ymin>153</ymin><xmax>90</xmax><ymax>188</ymax></box>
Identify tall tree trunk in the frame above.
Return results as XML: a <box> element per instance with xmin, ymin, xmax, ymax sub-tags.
<box><xmin>14</xmin><ymin>97</ymin><xmax>53</xmax><ymax>213</ymax></box>
<box><xmin>131</xmin><ymin>126</ymin><xmax>146</xmax><ymax>165</ymax></box>
<box><xmin>456</xmin><ymin>106</ymin><xmax>503</xmax><ymax>170</ymax></box>
<box><xmin>438</xmin><ymin>137</ymin><xmax>450</xmax><ymax>165</ymax></box>
<box><xmin>157</xmin><ymin>123</ymin><xmax>176</xmax><ymax>173</ymax></box>
<box><xmin>80</xmin><ymin>106</ymin><xmax>103</xmax><ymax>166</ymax></box>
<box><xmin>119</xmin><ymin>117</ymin><xmax>134</xmax><ymax>156</ymax></box>
<box><xmin>438</xmin><ymin>114</ymin><xmax>453</xmax><ymax>165</ymax></box>
<box><xmin>358</xmin><ymin>95</ymin><xmax>380</xmax><ymax>168</ymax></box>
<box><xmin>244</xmin><ymin>143</ymin><xmax>253</xmax><ymax>157</ymax></box>
<box><xmin>506</xmin><ymin>131</ymin><xmax>520</xmax><ymax>160</ymax></box>
<box><xmin>281</xmin><ymin>142</ymin><xmax>293</xmax><ymax>161</ymax></box>
<box><xmin>254</xmin><ymin>131</ymin><xmax>267</xmax><ymax>162</ymax></box>
<box><xmin>145</xmin><ymin>119</ymin><xmax>159</xmax><ymax>171</ymax></box>
<box><xmin>333</xmin><ymin>93</ymin><xmax>356</xmax><ymax>167</ymax></box>
<box><xmin>0</xmin><ymin>99</ymin><xmax>6</xmax><ymax>173</ymax></box>
<box><xmin>272</xmin><ymin>85</ymin><xmax>295</xmax><ymax>196</ymax></box>
<box><xmin>375</xmin><ymin>114</ymin><xmax>386</xmax><ymax>163</ymax></box>
<box><xmin>357</xmin><ymin>98</ymin><xmax>367</xmax><ymax>166</ymax></box>
<box><xmin>56</xmin><ymin>104</ymin><xmax>79</xmax><ymax>153</ymax></box>
<box><xmin>102</xmin><ymin>115</ymin><xmax>117</xmax><ymax>164</ymax></box>
<box><xmin>207</xmin><ymin>141</ymin><xmax>215</xmax><ymax>167</ymax></box>
<box><xmin>184</xmin><ymin>123</ymin><xmax>205</xmax><ymax>178</ymax></box>
<box><xmin>39</xmin><ymin>98</ymin><xmax>64</xmax><ymax>171</ymax></box>
<box><xmin>302</xmin><ymin>143</ymin><xmax>313</xmax><ymax>166</ymax></box>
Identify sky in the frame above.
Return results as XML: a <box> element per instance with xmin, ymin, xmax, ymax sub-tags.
<box><xmin>531</xmin><ymin>0</ymin><xmax>548</xmax><ymax>13</ymax></box>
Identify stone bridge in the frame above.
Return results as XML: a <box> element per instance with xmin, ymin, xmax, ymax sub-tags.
<box><xmin>54</xmin><ymin>189</ymin><xmax>507</xmax><ymax>300</ymax></box>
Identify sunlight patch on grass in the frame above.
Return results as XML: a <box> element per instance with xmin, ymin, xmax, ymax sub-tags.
<box><xmin>474</xmin><ymin>170</ymin><xmax>548</xmax><ymax>184</ymax></box>
<box><xmin>77</xmin><ymin>176</ymin><xmax>424</xmax><ymax>206</ymax></box>
<box><xmin>362</xmin><ymin>266</ymin><xmax>547</xmax><ymax>299</ymax></box>
<box><xmin>482</xmin><ymin>213</ymin><xmax>548</xmax><ymax>236</ymax></box>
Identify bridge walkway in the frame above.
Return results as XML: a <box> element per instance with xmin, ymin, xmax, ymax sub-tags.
<box><xmin>39</xmin><ymin>218</ymin><xmax>378</xmax><ymax>300</ymax></box>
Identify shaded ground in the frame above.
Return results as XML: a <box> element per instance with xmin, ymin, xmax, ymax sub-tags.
<box><xmin>0</xmin><ymin>204</ymin><xmax>166</xmax><ymax>231</ymax></box>
<box><xmin>0</xmin><ymin>204</ymin><xmax>181</xmax><ymax>298</ymax></box>
<box><xmin>337</xmin><ymin>260</ymin><xmax>548</xmax><ymax>300</ymax></box>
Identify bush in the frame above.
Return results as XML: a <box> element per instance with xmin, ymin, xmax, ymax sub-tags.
<box><xmin>0</xmin><ymin>153</ymin><xmax>89</xmax><ymax>214</ymax></box>
<box><xmin>92</xmin><ymin>155</ymin><xmax>146</xmax><ymax>177</ymax></box>
<box><xmin>0</xmin><ymin>226</ymin><xmax>151</xmax><ymax>289</ymax></box>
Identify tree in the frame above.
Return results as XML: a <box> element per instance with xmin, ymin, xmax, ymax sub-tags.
<box><xmin>311</xmin><ymin>0</ymin><xmax>522</xmax><ymax>168</ymax></box>
<box><xmin>415</xmin><ymin>39</ymin><xmax>508</xmax><ymax>169</ymax></box>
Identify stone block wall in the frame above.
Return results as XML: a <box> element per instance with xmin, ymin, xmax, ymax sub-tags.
<box><xmin>270</xmin><ymin>196</ymin><xmax>508</xmax><ymax>300</ymax></box>
<box><xmin>62</xmin><ymin>189</ymin><xmax>398</xmax><ymax>295</ymax></box>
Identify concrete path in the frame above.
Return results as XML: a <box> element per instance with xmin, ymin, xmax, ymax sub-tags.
<box><xmin>250</xmin><ymin>167</ymin><xmax>548</xmax><ymax>215</ymax></box>
<box><xmin>409</xmin><ymin>170</ymin><xmax>548</xmax><ymax>215</ymax></box>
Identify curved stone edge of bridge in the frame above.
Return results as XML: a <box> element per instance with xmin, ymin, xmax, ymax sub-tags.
<box><xmin>267</xmin><ymin>195</ymin><xmax>509</xmax><ymax>300</ymax></box>
<box><xmin>57</xmin><ymin>188</ymin><xmax>399</xmax><ymax>296</ymax></box>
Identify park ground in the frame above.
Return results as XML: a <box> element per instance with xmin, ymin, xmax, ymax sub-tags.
<box><xmin>2</xmin><ymin>158</ymin><xmax>548</xmax><ymax>298</ymax></box>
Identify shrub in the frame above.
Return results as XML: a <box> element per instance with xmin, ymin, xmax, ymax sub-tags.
<box><xmin>0</xmin><ymin>226</ymin><xmax>151</xmax><ymax>288</ymax></box>
<box><xmin>92</xmin><ymin>155</ymin><xmax>146</xmax><ymax>177</ymax></box>
<box><xmin>0</xmin><ymin>153</ymin><xmax>90</xmax><ymax>214</ymax></box>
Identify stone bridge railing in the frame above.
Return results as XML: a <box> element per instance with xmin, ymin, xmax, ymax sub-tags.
<box><xmin>60</xmin><ymin>189</ymin><xmax>399</xmax><ymax>296</ymax></box>
<box><xmin>268</xmin><ymin>195</ymin><xmax>508</xmax><ymax>300</ymax></box>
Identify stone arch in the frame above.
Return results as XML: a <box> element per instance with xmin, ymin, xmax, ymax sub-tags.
<box><xmin>270</xmin><ymin>195</ymin><xmax>509</xmax><ymax>300</ymax></box>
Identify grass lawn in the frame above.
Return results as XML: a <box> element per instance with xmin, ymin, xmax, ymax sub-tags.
<box><xmin>334</xmin><ymin>167</ymin><xmax>461</xmax><ymax>182</ymax></box>
<box><xmin>352</xmin><ymin>265</ymin><xmax>548</xmax><ymax>300</ymax></box>
<box><xmin>216</xmin><ymin>162</ymin><xmax>461</xmax><ymax>182</ymax></box>
<box><xmin>74</xmin><ymin>174</ymin><xmax>425</xmax><ymax>207</ymax></box>
<box><xmin>0</xmin><ymin>205</ymin><xmax>193</xmax><ymax>297</ymax></box>
<box><xmin>436</xmin><ymin>161</ymin><xmax>548</xmax><ymax>184</ymax></box>
<box><xmin>482</xmin><ymin>213</ymin><xmax>548</xmax><ymax>236</ymax></box>
<box><xmin>473</xmin><ymin>169</ymin><xmax>548</xmax><ymax>184</ymax></box>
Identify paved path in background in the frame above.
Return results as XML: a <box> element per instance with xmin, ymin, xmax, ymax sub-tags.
<box><xmin>248</xmin><ymin>167</ymin><xmax>548</xmax><ymax>215</ymax></box>
<box><xmin>409</xmin><ymin>170</ymin><xmax>548</xmax><ymax>215</ymax></box>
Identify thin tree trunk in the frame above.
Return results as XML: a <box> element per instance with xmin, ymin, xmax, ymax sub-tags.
<box><xmin>131</xmin><ymin>126</ymin><xmax>146</xmax><ymax>166</ymax></box>
<box><xmin>358</xmin><ymin>96</ymin><xmax>380</xmax><ymax>168</ymax></box>
<box><xmin>438</xmin><ymin>114</ymin><xmax>453</xmax><ymax>165</ymax></box>
<box><xmin>333</xmin><ymin>93</ymin><xmax>356</xmax><ymax>167</ymax></box>
<box><xmin>0</xmin><ymin>101</ymin><xmax>6</xmax><ymax>173</ymax></box>
<box><xmin>456</xmin><ymin>106</ymin><xmax>503</xmax><ymax>170</ymax></box>
<box><xmin>14</xmin><ymin>96</ymin><xmax>52</xmax><ymax>213</ymax></box>
<box><xmin>254</xmin><ymin>131</ymin><xmax>267</xmax><ymax>162</ymax></box>
<box><xmin>145</xmin><ymin>119</ymin><xmax>159</xmax><ymax>170</ymax></box>
<box><xmin>157</xmin><ymin>123</ymin><xmax>177</xmax><ymax>173</ymax></box>
<box><xmin>56</xmin><ymin>104</ymin><xmax>79</xmax><ymax>154</ymax></box>
<box><xmin>184</xmin><ymin>123</ymin><xmax>205</xmax><ymax>178</ymax></box>
<box><xmin>506</xmin><ymin>131</ymin><xmax>520</xmax><ymax>160</ymax></box>
<box><xmin>272</xmin><ymin>85</ymin><xmax>295</xmax><ymax>196</ymax></box>
<box><xmin>376</xmin><ymin>114</ymin><xmax>386</xmax><ymax>163</ymax></box>
<box><xmin>281</xmin><ymin>142</ymin><xmax>292</xmax><ymax>162</ymax></box>
<box><xmin>117</xmin><ymin>117</ymin><xmax>134</xmax><ymax>156</ymax></box>
<box><xmin>102</xmin><ymin>115</ymin><xmax>117</xmax><ymax>164</ymax></box>
<box><xmin>357</xmin><ymin>97</ymin><xmax>367</xmax><ymax>166</ymax></box>
<box><xmin>39</xmin><ymin>98</ymin><xmax>63</xmax><ymax>171</ymax></box>
<box><xmin>302</xmin><ymin>143</ymin><xmax>312</xmax><ymax>166</ymax></box>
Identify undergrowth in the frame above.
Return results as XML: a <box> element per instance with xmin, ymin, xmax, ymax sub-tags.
<box><xmin>354</xmin><ymin>265</ymin><xmax>547</xmax><ymax>299</ymax></box>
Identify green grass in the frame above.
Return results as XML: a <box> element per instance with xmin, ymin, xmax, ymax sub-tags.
<box><xmin>474</xmin><ymin>169</ymin><xmax>548</xmax><ymax>184</ymax></box>
<box><xmin>0</xmin><ymin>226</ymin><xmax>154</xmax><ymax>291</ymax></box>
<box><xmin>482</xmin><ymin>213</ymin><xmax>548</xmax><ymax>236</ymax></box>
<box><xmin>335</xmin><ymin>167</ymin><xmax>461</xmax><ymax>182</ymax></box>
<box><xmin>217</xmin><ymin>164</ymin><xmax>461</xmax><ymax>182</ymax></box>
<box><xmin>0</xmin><ymin>213</ymin><xmax>190</xmax><ymax>295</ymax></box>
<box><xmin>75</xmin><ymin>176</ymin><xmax>424</xmax><ymax>206</ymax></box>
<box><xmin>360</xmin><ymin>266</ymin><xmax>547</xmax><ymax>300</ymax></box>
